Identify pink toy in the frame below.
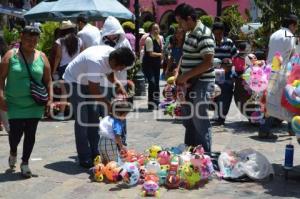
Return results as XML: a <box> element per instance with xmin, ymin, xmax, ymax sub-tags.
<box><xmin>249</xmin><ymin>66</ymin><xmax>268</xmax><ymax>92</ymax></box>
<box><xmin>157</xmin><ymin>150</ymin><xmax>172</xmax><ymax>165</ymax></box>
<box><xmin>141</xmin><ymin>180</ymin><xmax>160</xmax><ymax>197</ymax></box>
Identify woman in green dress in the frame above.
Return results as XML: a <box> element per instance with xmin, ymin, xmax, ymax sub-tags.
<box><xmin>0</xmin><ymin>26</ymin><xmax>52</xmax><ymax>178</ymax></box>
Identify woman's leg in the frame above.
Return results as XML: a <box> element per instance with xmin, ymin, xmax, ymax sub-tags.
<box><xmin>8</xmin><ymin>119</ymin><xmax>24</xmax><ymax>156</ymax></box>
<box><xmin>22</xmin><ymin>118</ymin><xmax>39</xmax><ymax>163</ymax></box>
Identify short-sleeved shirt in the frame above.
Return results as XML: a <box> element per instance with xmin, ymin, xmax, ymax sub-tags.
<box><xmin>267</xmin><ymin>27</ymin><xmax>296</xmax><ymax>66</ymax></box>
<box><xmin>181</xmin><ymin>21</ymin><xmax>215</xmax><ymax>81</ymax></box>
<box><xmin>77</xmin><ymin>24</ymin><xmax>100</xmax><ymax>49</ymax></box>
<box><xmin>99</xmin><ymin>115</ymin><xmax>125</xmax><ymax>140</ymax></box>
<box><xmin>214</xmin><ymin>37</ymin><xmax>237</xmax><ymax>60</ymax></box>
<box><xmin>63</xmin><ymin>45</ymin><xmax>115</xmax><ymax>85</ymax></box>
<box><xmin>56</xmin><ymin>37</ymin><xmax>82</xmax><ymax>67</ymax></box>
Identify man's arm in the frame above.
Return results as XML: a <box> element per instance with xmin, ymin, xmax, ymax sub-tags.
<box><xmin>0</xmin><ymin>50</ymin><xmax>12</xmax><ymax>111</ymax></box>
<box><xmin>106</xmin><ymin>72</ymin><xmax>127</xmax><ymax>96</ymax></box>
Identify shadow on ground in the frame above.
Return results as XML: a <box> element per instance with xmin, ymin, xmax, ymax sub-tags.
<box><xmin>44</xmin><ymin>156</ymin><xmax>88</xmax><ymax>175</ymax></box>
<box><xmin>0</xmin><ymin>169</ymin><xmax>29</xmax><ymax>182</ymax></box>
<box><xmin>261</xmin><ymin>164</ymin><xmax>300</xmax><ymax>198</ymax></box>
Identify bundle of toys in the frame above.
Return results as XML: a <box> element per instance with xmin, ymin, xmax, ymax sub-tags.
<box><xmin>90</xmin><ymin>144</ymin><xmax>218</xmax><ymax>197</ymax></box>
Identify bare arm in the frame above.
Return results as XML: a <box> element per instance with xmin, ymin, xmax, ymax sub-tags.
<box><xmin>106</xmin><ymin>72</ymin><xmax>127</xmax><ymax>96</ymax></box>
<box><xmin>52</xmin><ymin>44</ymin><xmax>62</xmax><ymax>76</ymax></box>
<box><xmin>0</xmin><ymin>50</ymin><xmax>12</xmax><ymax>111</ymax></box>
<box><xmin>41</xmin><ymin>52</ymin><xmax>53</xmax><ymax>104</ymax></box>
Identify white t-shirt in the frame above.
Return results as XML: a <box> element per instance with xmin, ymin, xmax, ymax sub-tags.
<box><xmin>56</xmin><ymin>37</ymin><xmax>82</xmax><ymax>67</ymax></box>
<box><xmin>267</xmin><ymin>27</ymin><xmax>296</xmax><ymax>66</ymax></box>
<box><xmin>77</xmin><ymin>24</ymin><xmax>101</xmax><ymax>49</ymax></box>
<box><xmin>63</xmin><ymin>45</ymin><xmax>115</xmax><ymax>85</ymax></box>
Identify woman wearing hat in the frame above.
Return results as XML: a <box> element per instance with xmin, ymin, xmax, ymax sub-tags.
<box><xmin>0</xmin><ymin>26</ymin><xmax>52</xmax><ymax>178</ymax></box>
<box><xmin>53</xmin><ymin>20</ymin><xmax>83</xmax><ymax>120</ymax></box>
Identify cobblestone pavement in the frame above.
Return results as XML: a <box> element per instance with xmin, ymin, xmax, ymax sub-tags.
<box><xmin>1</xmin><ymin>94</ymin><xmax>300</xmax><ymax>199</ymax></box>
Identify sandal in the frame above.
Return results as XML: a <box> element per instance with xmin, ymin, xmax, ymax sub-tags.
<box><xmin>8</xmin><ymin>155</ymin><xmax>17</xmax><ymax>169</ymax></box>
<box><xmin>20</xmin><ymin>164</ymin><xmax>32</xmax><ymax>178</ymax></box>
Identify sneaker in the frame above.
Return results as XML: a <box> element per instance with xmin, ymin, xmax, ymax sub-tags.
<box><xmin>8</xmin><ymin>155</ymin><xmax>17</xmax><ymax>169</ymax></box>
<box><xmin>20</xmin><ymin>163</ymin><xmax>32</xmax><ymax>178</ymax></box>
<box><xmin>55</xmin><ymin>112</ymin><xmax>65</xmax><ymax>121</ymax></box>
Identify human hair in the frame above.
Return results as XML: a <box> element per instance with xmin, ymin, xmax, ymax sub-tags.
<box><xmin>174</xmin><ymin>3</ymin><xmax>197</xmax><ymax>21</ymax></box>
<box><xmin>212</xmin><ymin>22</ymin><xmax>225</xmax><ymax>32</ymax></box>
<box><xmin>148</xmin><ymin>22</ymin><xmax>158</xmax><ymax>33</ymax></box>
<box><xmin>77</xmin><ymin>14</ymin><xmax>88</xmax><ymax>24</ymax></box>
<box><xmin>282</xmin><ymin>14</ymin><xmax>298</xmax><ymax>28</ymax></box>
<box><xmin>111</xmin><ymin>99</ymin><xmax>132</xmax><ymax>116</ymax></box>
<box><xmin>62</xmin><ymin>33</ymin><xmax>79</xmax><ymax>57</ymax></box>
<box><xmin>109</xmin><ymin>47</ymin><xmax>135</xmax><ymax>67</ymax></box>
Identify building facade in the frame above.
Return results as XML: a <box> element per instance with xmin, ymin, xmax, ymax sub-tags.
<box><xmin>120</xmin><ymin>0</ymin><xmax>253</xmax><ymax>29</ymax></box>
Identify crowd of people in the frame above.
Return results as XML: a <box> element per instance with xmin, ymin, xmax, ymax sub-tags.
<box><xmin>0</xmin><ymin>3</ymin><xmax>297</xmax><ymax>179</ymax></box>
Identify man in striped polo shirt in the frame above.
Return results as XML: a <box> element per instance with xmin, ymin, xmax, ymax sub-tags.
<box><xmin>175</xmin><ymin>3</ymin><xmax>215</xmax><ymax>152</ymax></box>
<box><xmin>212</xmin><ymin>22</ymin><xmax>237</xmax><ymax>125</ymax></box>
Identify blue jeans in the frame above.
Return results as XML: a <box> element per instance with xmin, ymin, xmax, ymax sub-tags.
<box><xmin>215</xmin><ymin>78</ymin><xmax>234</xmax><ymax>123</ymax></box>
<box><xmin>181</xmin><ymin>80</ymin><xmax>213</xmax><ymax>152</ymax></box>
<box><xmin>69</xmin><ymin>83</ymin><xmax>101</xmax><ymax>163</ymax></box>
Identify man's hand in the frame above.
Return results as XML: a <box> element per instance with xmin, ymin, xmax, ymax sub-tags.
<box><xmin>115</xmin><ymin>82</ymin><xmax>128</xmax><ymax>97</ymax></box>
<box><xmin>0</xmin><ymin>97</ymin><xmax>7</xmax><ymax>111</ymax></box>
<box><xmin>45</xmin><ymin>100</ymin><xmax>53</xmax><ymax>115</ymax></box>
<box><xmin>176</xmin><ymin>74</ymin><xmax>189</xmax><ymax>86</ymax></box>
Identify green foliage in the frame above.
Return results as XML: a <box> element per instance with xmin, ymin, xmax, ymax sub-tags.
<box><xmin>127</xmin><ymin>59</ymin><xmax>141</xmax><ymax>80</ymax></box>
<box><xmin>220</xmin><ymin>5</ymin><xmax>247</xmax><ymax>40</ymax></box>
<box><xmin>254</xmin><ymin>0</ymin><xmax>300</xmax><ymax>49</ymax></box>
<box><xmin>142</xmin><ymin>21</ymin><xmax>154</xmax><ymax>33</ymax></box>
<box><xmin>37</xmin><ymin>22</ymin><xmax>59</xmax><ymax>57</ymax></box>
<box><xmin>122</xmin><ymin>21</ymin><xmax>135</xmax><ymax>30</ymax></box>
<box><xmin>199</xmin><ymin>15</ymin><xmax>214</xmax><ymax>28</ymax></box>
<box><xmin>3</xmin><ymin>26</ymin><xmax>19</xmax><ymax>45</ymax></box>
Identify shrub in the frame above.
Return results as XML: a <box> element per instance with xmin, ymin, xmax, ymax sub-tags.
<box><xmin>199</xmin><ymin>15</ymin><xmax>214</xmax><ymax>28</ymax></box>
<box><xmin>37</xmin><ymin>22</ymin><xmax>59</xmax><ymax>57</ymax></box>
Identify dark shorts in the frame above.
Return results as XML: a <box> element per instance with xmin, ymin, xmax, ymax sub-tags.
<box><xmin>57</xmin><ymin>64</ymin><xmax>68</xmax><ymax>80</ymax></box>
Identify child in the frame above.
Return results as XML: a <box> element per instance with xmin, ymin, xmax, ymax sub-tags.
<box><xmin>232</xmin><ymin>42</ymin><xmax>247</xmax><ymax>76</ymax></box>
<box><xmin>98</xmin><ymin>99</ymin><xmax>131</xmax><ymax>164</ymax></box>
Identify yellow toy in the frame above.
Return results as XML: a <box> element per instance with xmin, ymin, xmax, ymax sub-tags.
<box><xmin>148</xmin><ymin>145</ymin><xmax>162</xmax><ymax>158</ymax></box>
<box><xmin>271</xmin><ymin>52</ymin><xmax>282</xmax><ymax>71</ymax></box>
<box><xmin>91</xmin><ymin>155</ymin><xmax>105</xmax><ymax>182</ymax></box>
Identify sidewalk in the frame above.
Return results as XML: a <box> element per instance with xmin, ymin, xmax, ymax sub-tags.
<box><xmin>0</xmin><ymin>95</ymin><xmax>300</xmax><ymax>199</ymax></box>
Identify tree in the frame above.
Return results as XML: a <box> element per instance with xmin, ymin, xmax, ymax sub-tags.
<box><xmin>220</xmin><ymin>5</ymin><xmax>247</xmax><ymax>40</ymax></box>
<box><xmin>254</xmin><ymin>0</ymin><xmax>300</xmax><ymax>48</ymax></box>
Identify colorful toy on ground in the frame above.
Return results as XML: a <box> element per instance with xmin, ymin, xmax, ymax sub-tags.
<box><xmin>145</xmin><ymin>159</ymin><xmax>161</xmax><ymax>174</ymax></box>
<box><xmin>179</xmin><ymin>162</ymin><xmax>201</xmax><ymax>189</ymax></box>
<box><xmin>158</xmin><ymin>165</ymin><xmax>169</xmax><ymax>185</ymax></box>
<box><xmin>157</xmin><ymin>150</ymin><xmax>172</xmax><ymax>165</ymax></box>
<box><xmin>91</xmin><ymin>163</ymin><xmax>105</xmax><ymax>182</ymax></box>
<box><xmin>249</xmin><ymin>66</ymin><xmax>269</xmax><ymax>93</ymax></box>
<box><xmin>148</xmin><ymin>145</ymin><xmax>162</xmax><ymax>158</ymax></box>
<box><xmin>291</xmin><ymin>115</ymin><xmax>300</xmax><ymax>142</ymax></box>
<box><xmin>118</xmin><ymin>162</ymin><xmax>140</xmax><ymax>186</ymax></box>
<box><xmin>165</xmin><ymin>159</ymin><xmax>181</xmax><ymax>189</ymax></box>
<box><xmin>141</xmin><ymin>180</ymin><xmax>160</xmax><ymax>197</ymax></box>
<box><xmin>104</xmin><ymin>161</ymin><xmax>121</xmax><ymax>182</ymax></box>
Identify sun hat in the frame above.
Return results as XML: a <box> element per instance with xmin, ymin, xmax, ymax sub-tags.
<box><xmin>139</xmin><ymin>28</ymin><xmax>145</xmax><ymax>34</ymax></box>
<box><xmin>60</xmin><ymin>20</ymin><xmax>76</xmax><ymax>30</ymax></box>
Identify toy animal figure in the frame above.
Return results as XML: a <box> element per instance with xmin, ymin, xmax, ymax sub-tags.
<box><xmin>122</xmin><ymin>149</ymin><xmax>138</xmax><ymax>163</ymax></box>
<box><xmin>165</xmin><ymin>161</ymin><xmax>180</xmax><ymax>189</ymax></box>
<box><xmin>271</xmin><ymin>52</ymin><xmax>282</xmax><ymax>71</ymax></box>
<box><xmin>145</xmin><ymin>159</ymin><xmax>161</xmax><ymax>174</ymax></box>
<box><xmin>158</xmin><ymin>165</ymin><xmax>169</xmax><ymax>185</ymax></box>
<box><xmin>179</xmin><ymin>162</ymin><xmax>201</xmax><ymax>189</ymax></box>
<box><xmin>137</xmin><ymin>153</ymin><xmax>146</xmax><ymax>167</ymax></box>
<box><xmin>157</xmin><ymin>150</ymin><xmax>172</xmax><ymax>165</ymax></box>
<box><xmin>179</xmin><ymin>151</ymin><xmax>192</xmax><ymax>165</ymax></box>
<box><xmin>118</xmin><ymin>162</ymin><xmax>140</xmax><ymax>186</ymax></box>
<box><xmin>144</xmin><ymin>173</ymin><xmax>159</xmax><ymax>183</ymax></box>
<box><xmin>141</xmin><ymin>180</ymin><xmax>160</xmax><ymax>197</ymax></box>
<box><xmin>148</xmin><ymin>145</ymin><xmax>162</xmax><ymax>158</ymax></box>
<box><xmin>93</xmin><ymin>155</ymin><xmax>102</xmax><ymax>166</ymax></box>
<box><xmin>90</xmin><ymin>163</ymin><xmax>105</xmax><ymax>182</ymax></box>
<box><xmin>104</xmin><ymin>161</ymin><xmax>121</xmax><ymax>182</ymax></box>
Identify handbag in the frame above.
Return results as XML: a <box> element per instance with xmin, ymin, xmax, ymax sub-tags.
<box><xmin>19</xmin><ymin>48</ymin><xmax>48</xmax><ymax>106</ymax></box>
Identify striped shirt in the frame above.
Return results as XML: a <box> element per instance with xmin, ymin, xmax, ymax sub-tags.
<box><xmin>181</xmin><ymin>21</ymin><xmax>215</xmax><ymax>81</ymax></box>
<box><xmin>214</xmin><ymin>37</ymin><xmax>237</xmax><ymax>60</ymax></box>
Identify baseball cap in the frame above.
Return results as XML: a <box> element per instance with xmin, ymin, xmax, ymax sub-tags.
<box><xmin>21</xmin><ymin>25</ymin><xmax>41</xmax><ymax>35</ymax></box>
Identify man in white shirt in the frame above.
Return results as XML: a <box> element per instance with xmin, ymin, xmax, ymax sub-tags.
<box><xmin>77</xmin><ymin>14</ymin><xmax>101</xmax><ymax>50</ymax></box>
<box><xmin>63</xmin><ymin>46</ymin><xmax>135</xmax><ymax>168</ymax></box>
<box><xmin>267</xmin><ymin>14</ymin><xmax>297</xmax><ymax>66</ymax></box>
<box><xmin>260</xmin><ymin>14</ymin><xmax>298</xmax><ymax>139</ymax></box>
